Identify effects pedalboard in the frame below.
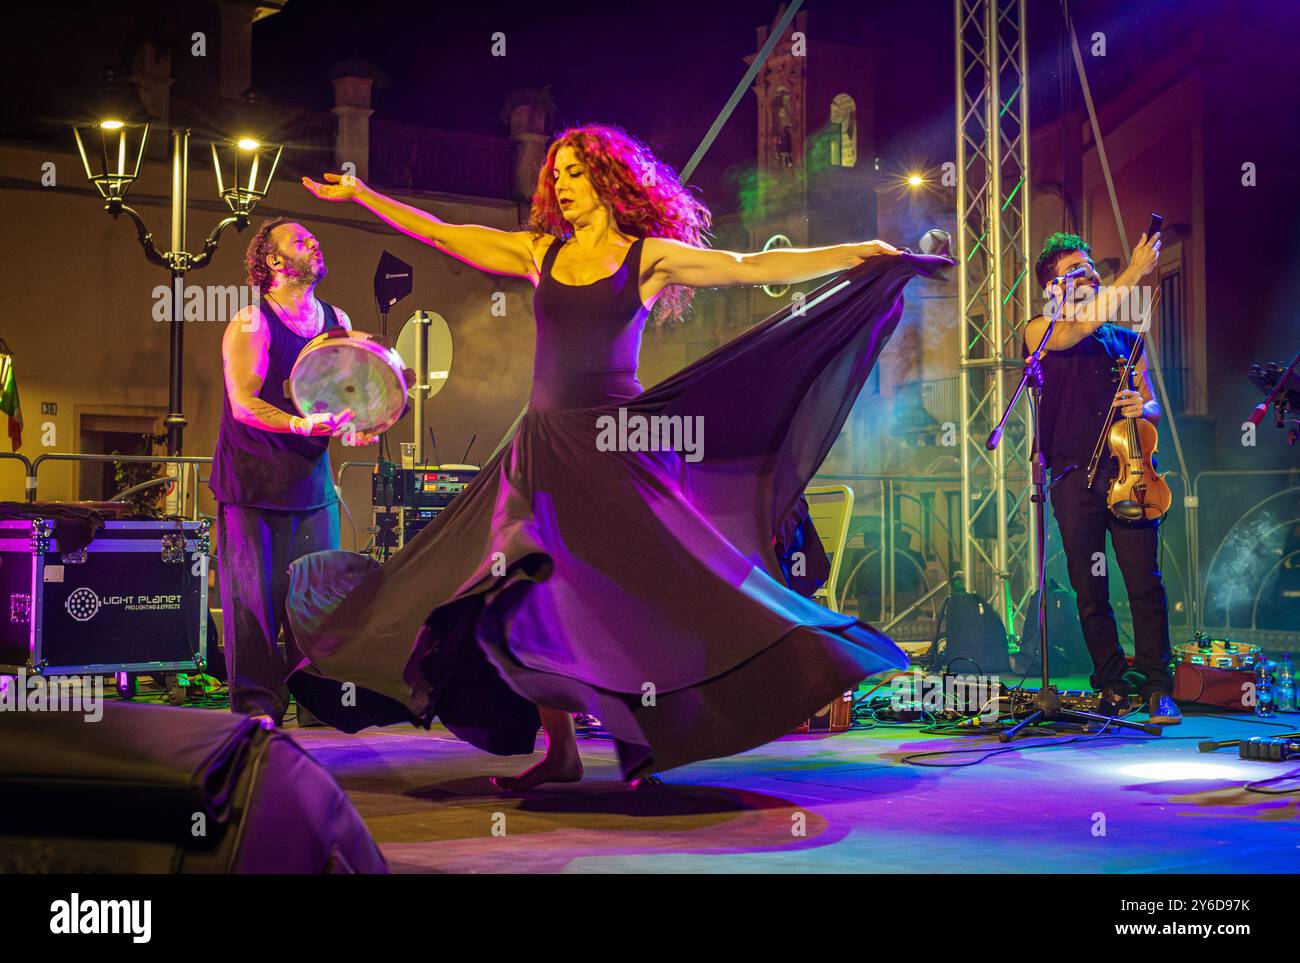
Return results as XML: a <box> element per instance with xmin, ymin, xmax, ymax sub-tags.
<box><xmin>370</xmin><ymin>462</ymin><xmax>480</xmax><ymax>553</ymax></box>
<box><xmin>1006</xmin><ymin>688</ymin><xmax>1110</xmax><ymax>715</ymax></box>
<box><xmin>873</xmin><ymin>678</ymin><xmax>1121</xmax><ymax>723</ymax></box>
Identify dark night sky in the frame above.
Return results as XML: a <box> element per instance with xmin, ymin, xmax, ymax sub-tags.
<box><xmin>247</xmin><ymin>0</ymin><xmax>955</xmax><ymax>209</ymax></box>
<box><xmin>1</xmin><ymin>0</ymin><xmax>1248</xmax><ymax>216</ymax></box>
<box><xmin>2</xmin><ymin>0</ymin><xmax>1289</xmax><ymax>234</ymax></box>
<box><xmin>242</xmin><ymin>0</ymin><xmax>1210</xmax><ymax>212</ymax></box>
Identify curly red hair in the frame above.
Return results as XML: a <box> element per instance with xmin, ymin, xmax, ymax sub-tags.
<box><xmin>528</xmin><ymin>124</ymin><xmax>713</xmax><ymax>324</ymax></box>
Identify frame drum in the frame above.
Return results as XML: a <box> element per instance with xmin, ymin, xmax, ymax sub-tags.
<box><xmin>288</xmin><ymin>329</ymin><xmax>413</xmax><ymax>434</ymax></box>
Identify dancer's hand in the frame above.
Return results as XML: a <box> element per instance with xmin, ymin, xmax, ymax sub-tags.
<box><xmin>853</xmin><ymin>240</ymin><xmax>902</xmax><ymax>261</ymax></box>
<box><xmin>302</xmin><ymin>172</ymin><xmax>367</xmax><ymax>202</ymax></box>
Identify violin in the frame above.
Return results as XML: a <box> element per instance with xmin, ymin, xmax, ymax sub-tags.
<box><xmin>1085</xmin><ymin>346</ymin><xmax>1172</xmax><ymax>521</ymax></box>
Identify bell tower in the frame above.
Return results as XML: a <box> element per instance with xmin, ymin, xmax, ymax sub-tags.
<box><xmin>746</xmin><ymin>6</ymin><xmax>877</xmax><ymax>252</ymax></box>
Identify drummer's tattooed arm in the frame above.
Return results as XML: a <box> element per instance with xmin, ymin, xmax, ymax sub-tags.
<box><xmin>222</xmin><ymin>306</ymin><xmax>350</xmax><ymax>436</ymax></box>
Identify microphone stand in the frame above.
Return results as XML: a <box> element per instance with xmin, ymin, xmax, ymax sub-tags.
<box><xmin>986</xmin><ymin>278</ymin><xmax>1161</xmax><ymax>740</ymax></box>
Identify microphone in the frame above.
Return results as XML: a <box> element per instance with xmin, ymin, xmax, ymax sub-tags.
<box><xmin>919</xmin><ymin>229</ymin><xmax>951</xmax><ymax>257</ymax></box>
<box><xmin>1052</xmin><ymin>265</ymin><xmax>1092</xmax><ymax>283</ymax></box>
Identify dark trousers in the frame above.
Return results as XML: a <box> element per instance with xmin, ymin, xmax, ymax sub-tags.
<box><xmin>217</xmin><ymin>502</ymin><xmax>340</xmax><ymax>722</ymax></box>
<box><xmin>1049</xmin><ymin>466</ymin><xmax>1172</xmax><ymax>698</ymax></box>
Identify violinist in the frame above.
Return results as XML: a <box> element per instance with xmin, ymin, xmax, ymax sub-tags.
<box><xmin>1021</xmin><ymin>230</ymin><xmax>1180</xmax><ymax>725</ymax></box>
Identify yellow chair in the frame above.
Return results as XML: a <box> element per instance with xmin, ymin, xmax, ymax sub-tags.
<box><xmin>804</xmin><ymin>484</ymin><xmax>854</xmax><ymax>613</ymax></box>
<box><xmin>791</xmin><ymin>485</ymin><xmax>858</xmax><ymax>733</ymax></box>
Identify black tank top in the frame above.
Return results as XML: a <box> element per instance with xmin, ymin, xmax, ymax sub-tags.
<box><xmin>1022</xmin><ymin>321</ymin><xmax>1139</xmax><ymax>472</ymax></box>
<box><xmin>209</xmin><ymin>299</ymin><xmax>343</xmax><ymax>510</ymax></box>
<box><xmin>530</xmin><ymin>235</ymin><xmax>650</xmax><ymax>410</ymax></box>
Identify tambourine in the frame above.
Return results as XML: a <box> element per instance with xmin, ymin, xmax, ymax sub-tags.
<box><xmin>1175</xmin><ymin>637</ymin><xmax>1262</xmax><ymax>671</ymax></box>
<box><xmin>287</xmin><ymin>329</ymin><xmax>414</xmax><ymax>435</ymax></box>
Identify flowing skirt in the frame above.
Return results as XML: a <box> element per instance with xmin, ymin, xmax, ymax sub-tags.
<box><xmin>286</xmin><ymin>249</ymin><xmax>953</xmax><ymax>780</ymax></box>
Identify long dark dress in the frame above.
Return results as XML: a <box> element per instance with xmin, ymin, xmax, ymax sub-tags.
<box><xmin>286</xmin><ymin>235</ymin><xmax>953</xmax><ymax>780</ymax></box>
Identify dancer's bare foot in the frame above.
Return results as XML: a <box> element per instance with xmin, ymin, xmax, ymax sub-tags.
<box><xmin>491</xmin><ymin>751</ymin><xmax>583</xmax><ymax>791</ymax></box>
<box><xmin>492</xmin><ymin>705</ymin><xmax>584</xmax><ymax>791</ymax></box>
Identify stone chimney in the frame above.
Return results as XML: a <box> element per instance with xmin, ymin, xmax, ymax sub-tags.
<box><xmin>332</xmin><ymin>63</ymin><xmax>377</xmax><ymax>182</ymax></box>
<box><xmin>215</xmin><ymin>1</ymin><xmax>252</xmax><ymax>99</ymax></box>
<box><xmin>129</xmin><ymin>39</ymin><xmax>173</xmax><ymax>129</ymax></box>
<box><xmin>504</xmin><ymin>87</ymin><xmax>554</xmax><ymax>205</ymax></box>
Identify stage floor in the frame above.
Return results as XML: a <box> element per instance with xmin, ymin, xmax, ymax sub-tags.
<box><xmin>287</xmin><ymin>709</ymin><xmax>1300</xmax><ymax>874</ymax></box>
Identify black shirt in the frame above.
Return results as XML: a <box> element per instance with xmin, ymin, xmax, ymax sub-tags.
<box><xmin>1021</xmin><ymin>321</ymin><xmax>1139</xmax><ymax>472</ymax></box>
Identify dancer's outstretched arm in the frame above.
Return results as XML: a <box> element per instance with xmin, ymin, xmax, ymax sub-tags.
<box><xmin>302</xmin><ymin>173</ymin><xmax>537</xmax><ymax>279</ymax></box>
<box><xmin>642</xmin><ymin>236</ymin><xmax>902</xmax><ymax>290</ymax></box>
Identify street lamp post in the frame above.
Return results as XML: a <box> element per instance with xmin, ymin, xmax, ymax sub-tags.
<box><xmin>73</xmin><ymin>120</ymin><xmax>282</xmax><ymax>456</ymax></box>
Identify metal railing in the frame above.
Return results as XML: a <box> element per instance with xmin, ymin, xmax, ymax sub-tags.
<box><xmin>23</xmin><ymin>453</ymin><xmax>213</xmax><ymax>521</ymax></box>
<box><xmin>335</xmin><ymin>459</ymin><xmax>380</xmax><ymax>553</ymax></box>
<box><xmin>0</xmin><ymin>452</ymin><xmax>34</xmax><ymax>500</ymax></box>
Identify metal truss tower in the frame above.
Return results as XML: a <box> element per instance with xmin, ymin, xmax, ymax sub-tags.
<box><xmin>954</xmin><ymin>0</ymin><xmax>1036</xmax><ymax>640</ymax></box>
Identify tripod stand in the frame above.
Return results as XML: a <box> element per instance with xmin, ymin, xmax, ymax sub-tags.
<box><xmin>986</xmin><ymin>279</ymin><xmax>1161</xmax><ymax>741</ymax></box>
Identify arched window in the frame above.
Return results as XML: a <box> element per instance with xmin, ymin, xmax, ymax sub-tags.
<box><xmin>829</xmin><ymin>93</ymin><xmax>856</xmax><ymax>167</ymax></box>
<box><xmin>771</xmin><ymin>87</ymin><xmax>794</xmax><ymax>168</ymax></box>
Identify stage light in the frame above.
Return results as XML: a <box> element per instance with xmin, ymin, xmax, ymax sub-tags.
<box><xmin>907</xmin><ymin>174</ymin><xmax>925</xmax><ymax>188</ymax></box>
<box><xmin>211</xmin><ymin>138</ymin><xmax>283</xmax><ymax>219</ymax></box>
<box><xmin>1119</xmin><ymin>762</ymin><xmax>1246</xmax><ymax>781</ymax></box>
<box><xmin>72</xmin><ymin>118</ymin><xmax>149</xmax><ymax>206</ymax></box>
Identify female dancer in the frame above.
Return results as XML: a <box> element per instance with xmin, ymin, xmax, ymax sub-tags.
<box><xmin>291</xmin><ymin>124</ymin><xmax>951</xmax><ymax>789</ymax></box>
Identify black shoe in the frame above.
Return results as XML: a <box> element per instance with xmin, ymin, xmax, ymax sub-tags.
<box><xmin>1147</xmin><ymin>692</ymin><xmax>1182</xmax><ymax>726</ymax></box>
<box><xmin>1095</xmin><ymin>687</ymin><xmax>1134</xmax><ymax>718</ymax></box>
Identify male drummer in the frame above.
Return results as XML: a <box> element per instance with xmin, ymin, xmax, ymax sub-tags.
<box><xmin>209</xmin><ymin>217</ymin><xmax>376</xmax><ymax>728</ymax></box>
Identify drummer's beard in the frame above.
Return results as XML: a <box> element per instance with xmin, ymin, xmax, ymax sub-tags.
<box><xmin>280</xmin><ymin>250</ymin><xmax>328</xmax><ymax>285</ymax></box>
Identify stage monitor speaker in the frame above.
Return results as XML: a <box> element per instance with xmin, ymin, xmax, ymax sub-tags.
<box><xmin>1019</xmin><ymin>580</ymin><xmax>1092</xmax><ymax>675</ymax></box>
<box><xmin>0</xmin><ymin>700</ymin><xmax>388</xmax><ymax>874</ymax></box>
<box><xmin>928</xmin><ymin>586</ymin><xmax>1012</xmax><ymax>674</ymax></box>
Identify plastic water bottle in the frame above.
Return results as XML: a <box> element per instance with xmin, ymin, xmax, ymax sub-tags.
<box><xmin>1255</xmin><ymin>659</ymin><xmax>1276</xmax><ymax>717</ymax></box>
<box><xmin>1276</xmin><ymin>654</ymin><xmax>1296</xmax><ymax>712</ymax></box>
